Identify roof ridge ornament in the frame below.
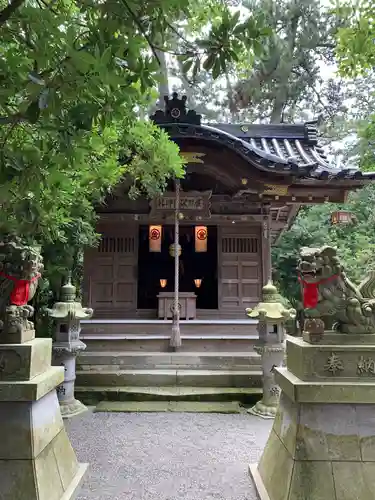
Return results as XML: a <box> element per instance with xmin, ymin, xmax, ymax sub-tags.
<box><xmin>304</xmin><ymin>120</ymin><xmax>318</xmax><ymax>144</ymax></box>
<box><xmin>150</xmin><ymin>92</ymin><xmax>201</xmax><ymax>126</ymax></box>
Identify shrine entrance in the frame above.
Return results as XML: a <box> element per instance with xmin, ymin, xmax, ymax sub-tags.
<box><xmin>137</xmin><ymin>224</ymin><xmax>218</xmax><ymax>310</ymax></box>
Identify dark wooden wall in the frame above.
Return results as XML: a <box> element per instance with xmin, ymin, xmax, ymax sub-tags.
<box><xmin>83</xmin><ymin>219</ymin><xmax>262</xmax><ymax>319</ymax></box>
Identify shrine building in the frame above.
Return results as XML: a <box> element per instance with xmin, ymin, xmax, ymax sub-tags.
<box><xmin>77</xmin><ymin>94</ymin><xmax>375</xmax><ymax>396</ymax></box>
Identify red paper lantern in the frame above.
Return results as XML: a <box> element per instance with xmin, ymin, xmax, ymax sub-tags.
<box><xmin>149</xmin><ymin>225</ymin><xmax>162</xmax><ymax>252</ymax></box>
<box><xmin>195</xmin><ymin>226</ymin><xmax>208</xmax><ymax>252</ymax></box>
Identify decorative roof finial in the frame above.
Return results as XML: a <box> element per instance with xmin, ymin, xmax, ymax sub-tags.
<box><xmin>150</xmin><ymin>92</ymin><xmax>201</xmax><ymax>126</ymax></box>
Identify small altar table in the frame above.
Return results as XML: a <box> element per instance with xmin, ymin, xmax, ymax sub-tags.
<box><xmin>157</xmin><ymin>292</ymin><xmax>197</xmax><ymax>320</ymax></box>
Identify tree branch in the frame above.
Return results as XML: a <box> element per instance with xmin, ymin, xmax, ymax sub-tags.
<box><xmin>0</xmin><ymin>0</ymin><xmax>26</xmax><ymax>27</ymax></box>
<box><xmin>118</xmin><ymin>0</ymin><xmax>160</xmax><ymax>65</ymax></box>
<box><xmin>0</xmin><ymin>113</ymin><xmax>25</xmax><ymax>125</ymax></box>
<box><xmin>38</xmin><ymin>0</ymin><xmax>58</xmax><ymax>14</ymax></box>
<box><xmin>164</xmin><ymin>21</ymin><xmax>196</xmax><ymax>51</ymax></box>
<box><xmin>316</xmin><ymin>42</ymin><xmax>336</xmax><ymax>49</ymax></box>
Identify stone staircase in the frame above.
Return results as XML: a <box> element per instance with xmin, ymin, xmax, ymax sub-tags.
<box><xmin>75</xmin><ymin>320</ymin><xmax>263</xmax><ymax>406</ymax></box>
<box><xmin>75</xmin><ymin>351</ymin><xmax>263</xmax><ymax>405</ymax></box>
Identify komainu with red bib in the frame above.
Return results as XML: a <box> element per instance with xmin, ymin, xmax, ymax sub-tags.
<box><xmin>0</xmin><ymin>238</ymin><xmax>43</xmax><ymax>340</ymax></box>
<box><xmin>298</xmin><ymin>245</ymin><xmax>375</xmax><ymax>334</ymax></box>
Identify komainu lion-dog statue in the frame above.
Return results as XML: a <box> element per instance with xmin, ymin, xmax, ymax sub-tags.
<box><xmin>298</xmin><ymin>245</ymin><xmax>375</xmax><ymax>334</ymax></box>
<box><xmin>0</xmin><ymin>239</ymin><xmax>43</xmax><ymax>337</ymax></box>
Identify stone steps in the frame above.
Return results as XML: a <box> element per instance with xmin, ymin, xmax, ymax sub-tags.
<box><xmin>81</xmin><ymin>335</ymin><xmax>259</xmax><ymax>352</ymax></box>
<box><xmin>75</xmin><ymin>368</ymin><xmax>262</xmax><ymax>388</ymax></box>
<box><xmin>93</xmin><ymin>401</ymin><xmax>243</xmax><ymax>413</ymax></box>
<box><xmin>74</xmin><ymin>385</ymin><xmax>262</xmax><ymax>405</ymax></box>
<box><xmin>76</xmin><ymin>338</ymin><xmax>263</xmax><ymax>406</ymax></box>
<box><xmin>77</xmin><ymin>351</ymin><xmax>261</xmax><ymax>371</ymax></box>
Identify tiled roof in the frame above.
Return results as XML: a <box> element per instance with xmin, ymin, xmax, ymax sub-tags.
<box><xmin>211</xmin><ymin>122</ymin><xmax>375</xmax><ymax>181</ymax></box>
<box><xmin>150</xmin><ymin>94</ymin><xmax>375</xmax><ymax>182</ymax></box>
<box><xmin>161</xmin><ymin>122</ymin><xmax>375</xmax><ymax>182</ymax></box>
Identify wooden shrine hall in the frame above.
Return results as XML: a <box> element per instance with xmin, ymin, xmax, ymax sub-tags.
<box><xmin>76</xmin><ymin>94</ymin><xmax>375</xmax><ymax>397</ymax></box>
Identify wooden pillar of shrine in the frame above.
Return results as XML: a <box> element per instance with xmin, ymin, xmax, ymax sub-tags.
<box><xmin>261</xmin><ymin>204</ymin><xmax>272</xmax><ymax>285</ymax></box>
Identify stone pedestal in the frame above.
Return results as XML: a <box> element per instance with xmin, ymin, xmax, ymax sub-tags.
<box><xmin>53</xmin><ymin>342</ymin><xmax>87</xmax><ymax>419</ymax></box>
<box><xmin>249</xmin><ymin>333</ymin><xmax>375</xmax><ymax>500</ymax></box>
<box><xmin>0</xmin><ymin>337</ymin><xmax>88</xmax><ymax>500</ymax></box>
<box><xmin>248</xmin><ymin>344</ymin><xmax>284</xmax><ymax>419</ymax></box>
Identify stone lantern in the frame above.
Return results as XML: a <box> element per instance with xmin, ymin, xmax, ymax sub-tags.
<box><xmin>48</xmin><ymin>275</ymin><xmax>93</xmax><ymax>418</ymax></box>
<box><xmin>246</xmin><ymin>282</ymin><xmax>295</xmax><ymax>418</ymax></box>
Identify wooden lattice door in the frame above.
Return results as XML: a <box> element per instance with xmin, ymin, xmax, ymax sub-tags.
<box><xmin>83</xmin><ymin>223</ymin><xmax>138</xmax><ymax>318</ymax></box>
<box><xmin>218</xmin><ymin>225</ymin><xmax>261</xmax><ymax>312</ymax></box>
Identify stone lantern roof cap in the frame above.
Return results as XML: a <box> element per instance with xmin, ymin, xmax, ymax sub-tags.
<box><xmin>246</xmin><ymin>281</ymin><xmax>296</xmax><ymax>322</ymax></box>
<box><xmin>47</xmin><ymin>275</ymin><xmax>93</xmax><ymax>320</ymax></box>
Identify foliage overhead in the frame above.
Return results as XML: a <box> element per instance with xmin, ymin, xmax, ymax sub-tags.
<box><xmin>336</xmin><ymin>0</ymin><xmax>375</xmax><ymax>77</ymax></box>
<box><xmin>272</xmin><ymin>185</ymin><xmax>375</xmax><ymax>308</ymax></box>
<box><xmin>172</xmin><ymin>0</ymin><xmax>361</xmax><ymax>131</ymax></box>
<box><xmin>334</xmin><ymin>0</ymin><xmax>375</xmax><ymax>173</ymax></box>
<box><xmin>232</xmin><ymin>0</ymin><xmax>343</xmax><ymax>123</ymax></box>
<box><xmin>0</xmin><ymin>0</ymin><xmax>268</xmax><ymax>245</ymax></box>
<box><xmin>0</xmin><ymin>0</ymin><xmax>274</xmax><ymax>333</ymax></box>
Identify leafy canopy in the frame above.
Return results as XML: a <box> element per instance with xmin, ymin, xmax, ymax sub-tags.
<box><xmin>335</xmin><ymin>0</ymin><xmax>375</xmax><ymax>171</ymax></box>
<box><xmin>336</xmin><ymin>0</ymin><xmax>375</xmax><ymax>77</ymax></box>
<box><xmin>0</xmin><ymin>0</ymin><xmax>268</xmax><ymax>244</ymax></box>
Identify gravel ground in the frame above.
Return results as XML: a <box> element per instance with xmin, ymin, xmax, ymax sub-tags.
<box><xmin>66</xmin><ymin>409</ymin><xmax>272</xmax><ymax>500</ymax></box>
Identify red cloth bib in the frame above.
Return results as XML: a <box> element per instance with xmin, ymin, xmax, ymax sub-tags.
<box><xmin>0</xmin><ymin>272</ymin><xmax>41</xmax><ymax>306</ymax></box>
<box><xmin>299</xmin><ymin>278</ymin><xmax>319</xmax><ymax>308</ymax></box>
<box><xmin>299</xmin><ymin>275</ymin><xmax>338</xmax><ymax>309</ymax></box>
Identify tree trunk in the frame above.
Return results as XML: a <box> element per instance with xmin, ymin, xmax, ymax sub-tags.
<box><xmin>176</xmin><ymin>59</ymin><xmax>196</xmax><ymax>108</ymax></box>
<box><xmin>156</xmin><ymin>49</ymin><xmax>169</xmax><ymax>109</ymax></box>
<box><xmin>269</xmin><ymin>7</ymin><xmax>300</xmax><ymax>123</ymax></box>
<box><xmin>225</xmin><ymin>72</ymin><xmax>240</xmax><ymax>123</ymax></box>
<box><xmin>148</xmin><ymin>48</ymin><xmax>169</xmax><ymax>116</ymax></box>
<box><xmin>270</xmin><ymin>98</ymin><xmax>285</xmax><ymax>123</ymax></box>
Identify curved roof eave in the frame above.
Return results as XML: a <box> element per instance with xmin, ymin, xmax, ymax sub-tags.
<box><xmin>159</xmin><ymin>122</ymin><xmax>315</xmax><ymax>177</ymax></box>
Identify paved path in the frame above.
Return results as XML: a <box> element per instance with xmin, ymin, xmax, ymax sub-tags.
<box><xmin>67</xmin><ymin>410</ymin><xmax>272</xmax><ymax>500</ymax></box>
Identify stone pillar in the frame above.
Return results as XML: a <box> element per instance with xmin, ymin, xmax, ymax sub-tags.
<box><xmin>250</xmin><ymin>333</ymin><xmax>375</xmax><ymax>499</ymax></box>
<box><xmin>48</xmin><ymin>277</ymin><xmax>93</xmax><ymax>419</ymax></box>
<box><xmin>0</xmin><ymin>241</ymin><xmax>87</xmax><ymax>500</ymax></box>
<box><xmin>246</xmin><ymin>282</ymin><xmax>295</xmax><ymax>419</ymax></box>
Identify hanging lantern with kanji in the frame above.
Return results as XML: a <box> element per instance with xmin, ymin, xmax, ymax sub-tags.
<box><xmin>149</xmin><ymin>225</ymin><xmax>162</xmax><ymax>252</ymax></box>
<box><xmin>330</xmin><ymin>210</ymin><xmax>354</xmax><ymax>225</ymax></box>
<box><xmin>195</xmin><ymin>226</ymin><xmax>208</xmax><ymax>252</ymax></box>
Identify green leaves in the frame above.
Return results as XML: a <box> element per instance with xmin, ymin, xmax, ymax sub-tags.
<box><xmin>178</xmin><ymin>6</ymin><xmax>272</xmax><ymax>80</ymax></box>
<box><xmin>25</xmin><ymin>101</ymin><xmax>41</xmax><ymax>124</ymax></box>
<box><xmin>273</xmin><ymin>185</ymin><xmax>375</xmax><ymax>306</ymax></box>
<box><xmin>336</xmin><ymin>1</ymin><xmax>375</xmax><ymax>77</ymax></box>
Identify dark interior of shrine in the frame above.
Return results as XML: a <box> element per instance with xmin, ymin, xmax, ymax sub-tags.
<box><xmin>137</xmin><ymin>225</ymin><xmax>218</xmax><ymax>310</ymax></box>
